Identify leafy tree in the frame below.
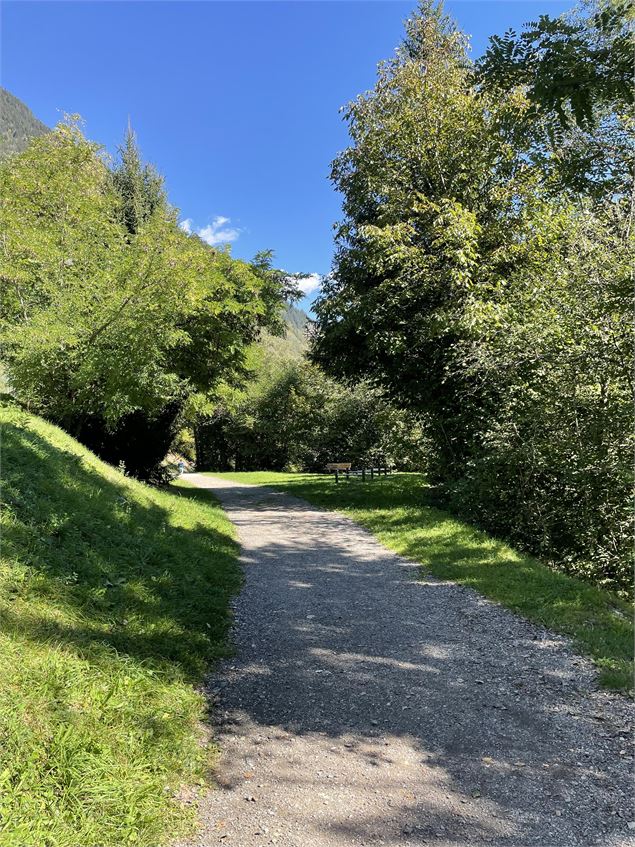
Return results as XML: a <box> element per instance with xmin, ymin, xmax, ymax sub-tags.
<box><xmin>311</xmin><ymin>2</ymin><xmax>536</xmax><ymax>479</ymax></box>
<box><xmin>478</xmin><ymin>1</ymin><xmax>633</xmax><ymax>131</ymax></box>
<box><xmin>196</xmin><ymin>359</ymin><xmax>425</xmax><ymax>473</ymax></box>
<box><xmin>0</xmin><ymin>120</ymin><xmax>291</xmax><ymax>478</ymax></box>
<box><xmin>311</xmin><ymin>1</ymin><xmax>633</xmax><ymax>592</ymax></box>
<box><xmin>477</xmin><ymin>2</ymin><xmax>634</xmax><ymax>200</ymax></box>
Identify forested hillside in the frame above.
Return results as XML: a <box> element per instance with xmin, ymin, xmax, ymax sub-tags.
<box><xmin>257</xmin><ymin>302</ymin><xmax>309</xmax><ymax>362</ymax></box>
<box><xmin>283</xmin><ymin>303</ymin><xmax>309</xmax><ymax>348</ymax></box>
<box><xmin>0</xmin><ymin>87</ymin><xmax>48</xmax><ymax>158</ymax></box>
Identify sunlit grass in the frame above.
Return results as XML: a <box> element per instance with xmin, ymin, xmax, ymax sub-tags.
<box><xmin>0</xmin><ymin>404</ymin><xmax>241</xmax><ymax>847</ymax></box>
<box><xmin>211</xmin><ymin>471</ymin><xmax>633</xmax><ymax>693</ymax></box>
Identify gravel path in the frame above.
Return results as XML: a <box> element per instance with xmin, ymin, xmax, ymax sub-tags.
<box><xmin>179</xmin><ymin>474</ymin><xmax>633</xmax><ymax>847</ymax></box>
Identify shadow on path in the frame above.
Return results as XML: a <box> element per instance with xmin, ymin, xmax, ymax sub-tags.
<box><xmin>179</xmin><ymin>475</ymin><xmax>633</xmax><ymax>847</ymax></box>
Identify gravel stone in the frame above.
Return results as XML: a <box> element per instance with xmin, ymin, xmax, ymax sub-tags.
<box><xmin>177</xmin><ymin>474</ymin><xmax>634</xmax><ymax>847</ymax></box>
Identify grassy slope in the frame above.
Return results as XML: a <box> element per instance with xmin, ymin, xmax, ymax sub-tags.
<box><xmin>0</xmin><ymin>403</ymin><xmax>241</xmax><ymax>847</ymax></box>
<box><xmin>211</xmin><ymin>472</ymin><xmax>633</xmax><ymax>692</ymax></box>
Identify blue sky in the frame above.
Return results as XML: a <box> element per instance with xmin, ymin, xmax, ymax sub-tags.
<box><xmin>3</xmin><ymin>1</ymin><xmax>569</xmax><ymax>312</ymax></box>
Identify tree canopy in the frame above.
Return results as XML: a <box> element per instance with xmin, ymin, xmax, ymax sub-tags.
<box><xmin>311</xmin><ymin>0</ymin><xmax>633</xmax><ymax>593</ymax></box>
<box><xmin>477</xmin><ymin>0</ymin><xmax>633</xmax><ymax>131</ymax></box>
<box><xmin>0</xmin><ymin>120</ymin><xmax>294</xmax><ymax>477</ymax></box>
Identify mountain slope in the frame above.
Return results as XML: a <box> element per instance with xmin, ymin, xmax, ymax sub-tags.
<box><xmin>258</xmin><ymin>303</ymin><xmax>310</xmax><ymax>364</ymax></box>
<box><xmin>0</xmin><ymin>87</ymin><xmax>49</xmax><ymax>159</ymax></box>
<box><xmin>0</xmin><ymin>401</ymin><xmax>241</xmax><ymax>846</ymax></box>
<box><xmin>283</xmin><ymin>303</ymin><xmax>310</xmax><ymax>350</ymax></box>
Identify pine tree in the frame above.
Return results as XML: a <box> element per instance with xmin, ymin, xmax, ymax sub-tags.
<box><xmin>111</xmin><ymin>123</ymin><xmax>164</xmax><ymax>234</ymax></box>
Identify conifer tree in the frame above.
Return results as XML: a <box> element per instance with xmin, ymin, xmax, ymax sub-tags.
<box><xmin>111</xmin><ymin>124</ymin><xmax>164</xmax><ymax>234</ymax></box>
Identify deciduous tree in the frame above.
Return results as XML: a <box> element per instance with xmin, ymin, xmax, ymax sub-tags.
<box><xmin>0</xmin><ymin>121</ymin><xmax>291</xmax><ymax>477</ymax></box>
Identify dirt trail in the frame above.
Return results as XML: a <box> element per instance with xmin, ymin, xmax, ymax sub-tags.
<box><xmin>178</xmin><ymin>474</ymin><xmax>633</xmax><ymax>847</ymax></box>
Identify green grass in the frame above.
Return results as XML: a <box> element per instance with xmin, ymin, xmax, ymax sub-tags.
<box><xmin>0</xmin><ymin>403</ymin><xmax>241</xmax><ymax>847</ymax></box>
<box><xmin>211</xmin><ymin>471</ymin><xmax>633</xmax><ymax>693</ymax></box>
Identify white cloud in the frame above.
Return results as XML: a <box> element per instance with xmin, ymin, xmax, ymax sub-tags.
<box><xmin>178</xmin><ymin>215</ymin><xmax>241</xmax><ymax>246</ymax></box>
<box><xmin>197</xmin><ymin>215</ymin><xmax>241</xmax><ymax>246</ymax></box>
<box><xmin>296</xmin><ymin>273</ymin><xmax>322</xmax><ymax>296</ymax></box>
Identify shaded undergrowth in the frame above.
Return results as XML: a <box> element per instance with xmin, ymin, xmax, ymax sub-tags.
<box><xmin>0</xmin><ymin>403</ymin><xmax>241</xmax><ymax>847</ymax></box>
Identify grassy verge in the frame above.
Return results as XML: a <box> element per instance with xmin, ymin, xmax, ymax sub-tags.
<box><xmin>210</xmin><ymin>471</ymin><xmax>633</xmax><ymax>693</ymax></box>
<box><xmin>0</xmin><ymin>403</ymin><xmax>241</xmax><ymax>847</ymax></box>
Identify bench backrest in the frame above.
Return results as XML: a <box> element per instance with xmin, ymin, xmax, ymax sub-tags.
<box><xmin>325</xmin><ymin>462</ymin><xmax>352</xmax><ymax>471</ymax></box>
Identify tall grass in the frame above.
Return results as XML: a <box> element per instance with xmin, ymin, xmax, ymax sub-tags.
<box><xmin>0</xmin><ymin>404</ymin><xmax>241</xmax><ymax>847</ymax></box>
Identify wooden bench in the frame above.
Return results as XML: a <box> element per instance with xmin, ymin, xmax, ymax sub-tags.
<box><xmin>325</xmin><ymin>462</ymin><xmax>352</xmax><ymax>483</ymax></box>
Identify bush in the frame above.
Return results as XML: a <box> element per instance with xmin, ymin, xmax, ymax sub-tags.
<box><xmin>447</xmin><ymin>207</ymin><xmax>633</xmax><ymax>596</ymax></box>
<box><xmin>196</xmin><ymin>361</ymin><xmax>426</xmax><ymax>473</ymax></box>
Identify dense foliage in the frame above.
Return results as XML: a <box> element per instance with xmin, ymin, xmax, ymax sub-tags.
<box><xmin>478</xmin><ymin>1</ymin><xmax>633</xmax><ymax>130</ymax></box>
<box><xmin>477</xmin><ymin>1</ymin><xmax>633</xmax><ymax>200</ymax></box>
<box><xmin>196</xmin><ymin>357</ymin><xmax>426</xmax><ymax>473</ymax></box>
<box><xmin>0</xmin><ymin>121</ymin><xmax>292</xmax><ymax>478</ymax></box>
<box><xmin>312</xmin><ymin>1</ymin><xmax>633</xmax><ymax>593</ymax></box>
